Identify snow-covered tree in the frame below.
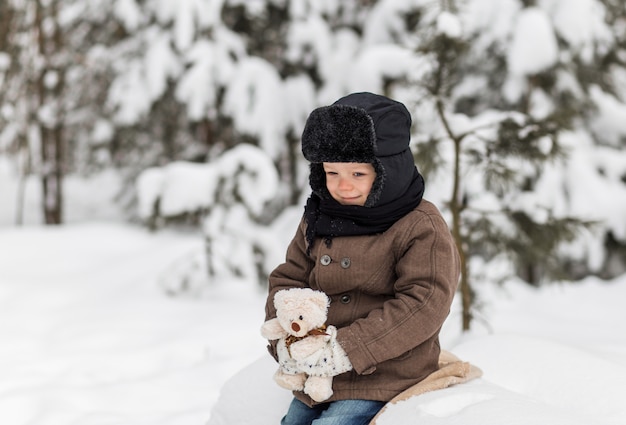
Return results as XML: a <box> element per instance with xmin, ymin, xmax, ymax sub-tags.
<box><xmin>0</xmin><ymin>0</ymin><xmax>123</xmax><ymax>223</ymax></box>
<box><xmin>123</xmin><ymin>0</ymin><xmax>626</xmax><ymax>329</ymax></box>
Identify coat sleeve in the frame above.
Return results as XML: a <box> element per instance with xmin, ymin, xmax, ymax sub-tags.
<box><xmin>265</xmin><ymin>218</ymin><xmax>315</xmax><ymax>319</ymax></box>
<box><xmin>336</xmin><ymin>211</ymin><xmax>461</xmax><ymax>375</ymax></box>
<box><xmin>264</xmin><ymin>218</ymin><xmax>315</xmax><ymax>360</ymax></box>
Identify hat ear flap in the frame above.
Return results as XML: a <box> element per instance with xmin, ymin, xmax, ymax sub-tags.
<box><xmin>364</xmin><ymin>158</ymin><xmax>385</xmax><ymax>207</ymax></box>
<box><xmin>309</xmin><ymin>163</ymin><xmax>330</xmax><ymax>200</ymax></box>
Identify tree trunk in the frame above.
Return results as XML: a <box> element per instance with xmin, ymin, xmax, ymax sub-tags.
<box><xmin>451</xmin><ymin>135</ymin><xmax>472</xmax><ymax>331</ymax></box>
<box><xmin>436</xmin><ymin>99</ymin><xmax>473</xmax><ymax>331</ymax></box>
<box><xmin>15</xmin><ymin>143</ymin><xmax>28</xmax><ymax>226</ymax></box>
<box><xmin>36</xmin><ymin>0</ymin><xmax>64</xmax><ymax>225</ymax></box>
<box><xmin>41</xmin><ymin>126</ymin><xmax>64</xmax><ymax>224</ymax></box>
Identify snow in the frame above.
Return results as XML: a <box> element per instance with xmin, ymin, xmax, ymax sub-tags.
<box><xmin>113</xmin><ymin>0</ymin><xmax>143</xmax><ymax>32</ymax></box>
<box><xmin>3</xmin><ymin>0</ymin><xmax>626</xmax><ymax>423</ymax></box>
<box><xmin>589</xmin><ymin>85</ymin><xmax>626</xmax><ymax>146</ymax></box>
<box><xmin>436</xmin><ymin>12</ymin><xmax>462</xmax><ymax>39</ymax></box>
<box><xmin>145</xmin><ymin>31</ymin><xmax>182</xmax><ymax>101</ymax></box>
<box><xmin>1</xmin><ymin>169</ymin><xmax>625</xmax><ymax>425</ymax></box>
<box><xmin>460</xmin><ymin>0</ymin><xmax>520</xmax><ymax>52</ymax></box>
<box><xmin>107</xmin><ymin>59</ymin><xmax>153</xmax><ymax>125</ymax></box>
<box><xmin>175</xmin><ymin>40</ymin><xmax>219</xmax><ymax>120</ymax></box>
<box><xmin>541</xmin><ymin>0</ymin><xmax>613</xmax><ymax>62</ymax></box>
<box><xmin>347</xmin><ymin>45</ymin><xmax>426</xmax><ymax>94</ymax></box>
<box><xmin>507</xmin><ymin>7</ymin><xmax>558</xmax><ymax>76</ymax></box>
<box><xmin>136</xmin><ymin>143</ymin><xmax>279</xmax><ymax>219</ymax></box>
<box><xmin>0</xmin><ymin>221</ymin><xmax>268</xmax><ymax>425</ymax></box>
<box><xmin>221</xmin><ymin>57</ymin><xmax>289</xmax><ymax>159</ymax></box>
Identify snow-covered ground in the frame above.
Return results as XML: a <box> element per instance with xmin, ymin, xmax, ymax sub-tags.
<box><xmin>1</xmin><ymin>220</ymin><xmax>625</xmax><ymax>425</ymax></box>
<box><xmin>0</xmin><ymin>222</ymin><xmax>269</xmax><ymax>425</ymax></box>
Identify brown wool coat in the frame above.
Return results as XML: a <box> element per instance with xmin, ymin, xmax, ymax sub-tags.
<box><xmin>265</xmin><ymin>199</ymin><xmax>461</xmax><ymax>406</ymax></box>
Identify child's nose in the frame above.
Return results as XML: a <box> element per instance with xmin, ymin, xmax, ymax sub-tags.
<box><xmin>338</xmin><ymin>177</ymin><xmax>352</xmax><ymax>190</ymax></box>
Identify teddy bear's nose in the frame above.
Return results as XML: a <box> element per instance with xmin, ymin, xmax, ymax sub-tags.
<box><xmin>291</xmin><ymin>322</ymin><xmax>301</xmax><ymax>332</ymax></box>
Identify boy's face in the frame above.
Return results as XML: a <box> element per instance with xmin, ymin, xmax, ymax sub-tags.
<box><xmin>322</xmin><ymin>162</ymin><xmax>376</xmax><ymax>206</ymax></box>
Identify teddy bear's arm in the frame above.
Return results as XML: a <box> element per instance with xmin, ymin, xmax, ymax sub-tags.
<box><xmin>261</xmin><ymin>318</ymin><xmax>287</xmax><ymax>340</ymax></box>
<box><xmin>289</xmin><ymin>334</ymin><xmax>329</xmax><ymax>360</ymax></box>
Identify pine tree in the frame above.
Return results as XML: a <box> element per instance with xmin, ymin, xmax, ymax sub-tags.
<box><xmin>406</xmin><ymin>0</ymin><xmax>626</xmax><ymax>329</ymax></box>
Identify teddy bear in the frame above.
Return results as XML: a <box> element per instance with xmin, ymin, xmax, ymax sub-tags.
<box><xmin>260</xmin><ymin>287</ymin><xmax>352</xmax><ymax>402</ymax></box>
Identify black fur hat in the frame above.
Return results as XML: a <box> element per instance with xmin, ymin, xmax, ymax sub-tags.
<box><xmin>301</xmin><ymin>92</ymin><xmax>414</xmax><ymax>207</ymax></box>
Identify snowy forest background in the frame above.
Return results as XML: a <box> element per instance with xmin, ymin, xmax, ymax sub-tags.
<box><xmin>2</xmin><ymin>0</ymin><xmax>626</xmax><ymax>330</ymax></box>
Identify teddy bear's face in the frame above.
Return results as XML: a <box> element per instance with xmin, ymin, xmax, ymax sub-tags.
<box><xmin>274</xmin><ymin>288</ymin><xmax>330</xmax><ymax>338</ymax></box>
<box><xmin>277</xmin><ymin>307</ymin><xmax>324</xmax><ymax>337</ymax></box>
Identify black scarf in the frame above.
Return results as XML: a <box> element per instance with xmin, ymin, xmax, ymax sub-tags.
<box><xmin>304</xmin><ymin>169</ymin><xmax>425</xmax><ymax>254</ymax></box>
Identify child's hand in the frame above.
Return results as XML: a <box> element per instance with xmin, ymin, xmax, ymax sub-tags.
<box><xmin>325</xmin><ymin>325</ymin><xmax>337</xmax><ymax>340</ymax></box>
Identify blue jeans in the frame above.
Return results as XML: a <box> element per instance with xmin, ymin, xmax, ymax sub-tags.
<box><xmin>281</xmin><ymin>397</ymin><xmax>385</xmax><ymax>425</ymax></box>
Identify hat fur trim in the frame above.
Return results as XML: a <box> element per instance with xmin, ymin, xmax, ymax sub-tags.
<box><xmin>301</xmin><ymin>104</ymin><xmax>377</xmax><ymax>163</ymax></box>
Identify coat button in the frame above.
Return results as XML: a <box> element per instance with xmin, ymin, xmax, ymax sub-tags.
<box><xmin>340</xmin><ymin>257</ymin><xmax>351</xmax><ymax>269</ymax></box>
<box><xmin>320</xmin><ymin>255</ymin><xmax>331</xmax><ymax>266</ymax></box>
<box><xmin>340</xmin><ymin>294</ymin><xmax>351</xmax><ymax>304</ymax></box>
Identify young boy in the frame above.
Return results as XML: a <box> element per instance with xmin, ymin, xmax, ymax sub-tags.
<box><xmin>265</xmin><ymin>92</ymin><xmax>461</xmax><ymax>425</ymax></box>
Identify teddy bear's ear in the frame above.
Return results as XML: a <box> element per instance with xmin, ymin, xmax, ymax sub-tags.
<box><xmin>273</xmin><ymin>289</ymin><xmax>289</xmax><ymax>309</ymax></box>
<box><xmin>273</xmin><ymin>290</ymin><xmax>284</xmax><ymax>305</ymax></box>
<box><xmin>274</xmin><ymin>287</ymin><xmax>308</xmax><ymax>308</ymax></box>
<box><xmin>274</xmin><ymin>287</ymin><xmax>330</xmax><ymax>312</ymax></box>
<box><xmin>311</xmin><ymin>290</ymin><xmax>330</xmax><ymax>312</ymax></box>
